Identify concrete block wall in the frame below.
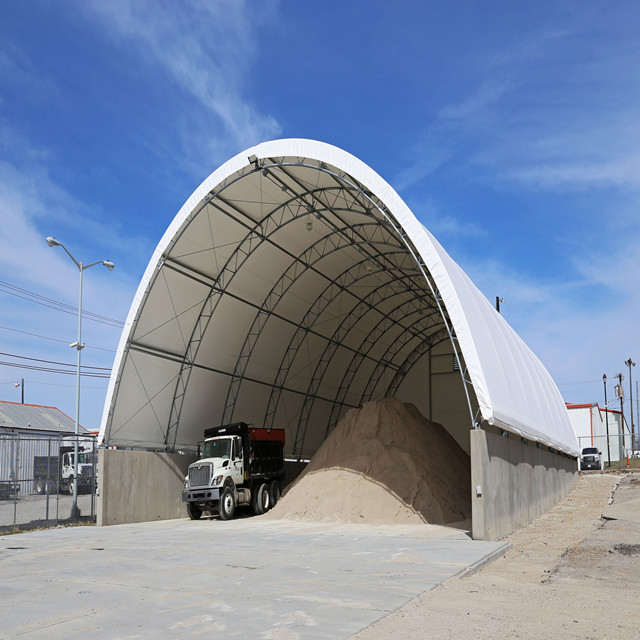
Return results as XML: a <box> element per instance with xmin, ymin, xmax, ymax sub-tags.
<box><xmin>98</xmin><ymin>449</ymin><xmax>198</xmax><ymax>526</ymax></box>
<box><xmin>471</xmin><ymin>428</ymin><xmax>577</xmax><ymax>541</ymax></box>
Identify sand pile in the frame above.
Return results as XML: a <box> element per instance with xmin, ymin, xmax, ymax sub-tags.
<box><xmin>268</xmin><ymin>397</ymin><xmax>471</xmax><ymax>525</ymax></box>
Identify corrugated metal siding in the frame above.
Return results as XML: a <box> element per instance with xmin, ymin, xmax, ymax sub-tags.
<box><xmin>0</xmin><ymin>401</ymin><xmax>84</xmax><ymax>434</ymax></box>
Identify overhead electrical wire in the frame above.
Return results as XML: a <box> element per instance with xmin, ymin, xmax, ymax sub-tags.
<box><xmin>0</xmin><ymin>352</ymin><xmax>112</xmax><ymax>379</ymax></box>
<box><xmin>0</xmin><ymin>280</ymin><xmax>125</xmax><ymax>328</ymax></box>
<box><xmin>0</xmin><ymin>324</ymin><xmax>116</xmax><ymax>352</ymax></box>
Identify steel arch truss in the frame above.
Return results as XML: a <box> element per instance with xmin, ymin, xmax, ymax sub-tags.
<box><xmin>128</xmin><ymin>156</ymin><xmax>478</xmax><ymax>453</ymax></box>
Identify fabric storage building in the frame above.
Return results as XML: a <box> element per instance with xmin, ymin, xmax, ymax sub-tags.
<box><xmin>99</xmin><ymin>139</ymin><xmax>579</xmax><ymax>539</ymax></box>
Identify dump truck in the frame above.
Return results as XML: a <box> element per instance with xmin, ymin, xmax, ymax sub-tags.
<box><xmin>33</xmin><ymin>446</ymin><xmax>97</xmax><ymax>495</ymax></box>
<box><xmin>182</xmin><ymin>421</ymin><xmax>285</xmax><ymax>520</ymax></box>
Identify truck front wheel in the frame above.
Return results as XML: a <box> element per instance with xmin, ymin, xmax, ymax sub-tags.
<box><xmin>187</xmin><ymin>502</ymin><xmax>202</xmax><ymax>520</ymax></box>
<box><xmin>67</xmin><ymin>477</ymin><xmax>74</xmax><ymax>496</ymax></box>
<box><xmin>219</xmin><ymin>487</ymin><xmax>236</xmax><ymax>520</ymax></box>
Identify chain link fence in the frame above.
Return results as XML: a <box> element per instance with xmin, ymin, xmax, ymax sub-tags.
<box><xmin>0</xmin><ymin>433</ymin><xmax>97</xmax><ymax>532</ymax></box>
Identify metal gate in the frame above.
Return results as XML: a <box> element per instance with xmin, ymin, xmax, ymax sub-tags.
<box><xmin>0</xmin><ymin>433</ymin><xmax>97</xmax><ymax>532</ymax></box>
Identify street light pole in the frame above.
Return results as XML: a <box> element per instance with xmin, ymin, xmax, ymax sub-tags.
<box><xmin>46</xmin><ymin>236</ymin><xmax>114</xmax><ymax>520</ymax></box>
<box><xmin>625</xmin><ymin>358</ymin><xmax>635</xmax><ymax>451</ymax></box>
<box><xmin>14</xmin><ymin>378</ymin><xmax>24</xmax><ymax>403</ymax></box>
<box><xmin>603</xmin><ymin>374</ymin><xmax>611</xmax><ymax>467</ymax></box>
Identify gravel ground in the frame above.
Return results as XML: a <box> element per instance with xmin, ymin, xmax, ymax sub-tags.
<box><xmin>0</xmin><ymin>491</ymin><xmax>97</xmax><ymax>531</ymax></box>
<box><xmin>353</xmin><ymin>472</ymin><xmax>640</xmax><ymax>640</ymax></box>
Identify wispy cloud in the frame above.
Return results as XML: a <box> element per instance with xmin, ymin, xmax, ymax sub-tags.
<box><xmin>412</xmin><ymin>200</ymin><xmax>487</xmax><ymax>239</ymax></box>
<box><xmin>438</xmin><ymin>79</ymin><xmax>509</xmax><ymax>122</ymax></box>
<box><xmin>461</xmin><ymin>249</ymin><xmax>640</xmax><ymax>409</ymax></box>
<box><xmin>0</xmin><ymin>127</ymin><xmax>146</xmax><ymax>311</ymax></box>
<box><xmin>81</xmin><ymin>0</ymin><xmax>281</xmax><ymax>159</ymax></box>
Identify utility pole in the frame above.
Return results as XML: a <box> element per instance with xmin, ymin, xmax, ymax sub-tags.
<box><xmin>636</xmin><ymin>380</ymin><xmax>639</xmax><ymax>451</ymax></box>
<box><xmin>14</xmin><ymin>378</ymin><xmax>24</xmax><ymax>404</ymax></box>
<box><xmin>625</xmin><ymin>358</ymin><xmax>635</xmax><ymax>450</ymax></box>
<box><xmin>616</xmin><ymin>373</ymin><xmax>626</xmax><ymax>455</ymax></box>
<box><xmin>603</xmin><ymin>374</ymin><xmax>611</xmax><ymax>467</ymax></box>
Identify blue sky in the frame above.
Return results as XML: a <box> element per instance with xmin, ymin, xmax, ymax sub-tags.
<box><xmin>1</xmin><ymin>0</ymin><xmax>638</xmax><ymax>433</ymax></box>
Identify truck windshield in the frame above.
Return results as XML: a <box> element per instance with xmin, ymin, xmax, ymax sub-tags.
<box><xmin>202</xmin><ymin>438</ymin><xmax>232</xmax><ymax>460</ymax></box>
<box><xmin>582</xmin><ymin>448</ymin><xmax>598</xmax><ymax>455</ymax></box>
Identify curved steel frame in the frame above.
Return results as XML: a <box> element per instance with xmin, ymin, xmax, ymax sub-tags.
<box><xmin>105</xmin><ymin>156</ymin><xmax>477</xmax><ymax>452</ymax></box>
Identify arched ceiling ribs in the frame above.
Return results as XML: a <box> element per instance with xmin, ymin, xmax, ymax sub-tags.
<box><xmin>262</xmin><ymin>159</ymin><xmax>383</xmax><ymax>226</ymax></box>
<box><xmin>321</xmin><ymin>306</ymin><xmax>442</xmax><ymax>441</ymax></box>
<box><xmin>384</xmin><ymin>328</ymin><xmax>451</xmax><ymax>399</ymax></box>
<box><xmin>161</xmin><ymin>173</ymin><xmax>401</xmax><ymax>450</ymax></box>
<box><xmin>161</xmin><ymin>180</ymin><xmax>378</xmax><ymax>449</ymax></box>
<box><xmin>292</xmin><ymin>294</ymin><xmax>442</xmax><ymax>457</ymax></box>
<box><xmin>263</xmin><ymin>271</ymin><xmax>428</xmax><ymax>438</ymax></box>
<box><xmin>357</xmin><ymin>310</ymin><xmax>445</xmax><ymax>404</ymax></box>
<box><xmin>220</xmin><ymin>238</ymin><xmax>412</xmax><ymax>426</ymax></box>
<box><xmin>162</xmin><ymin>157</ymin><xmax>473</xmax><ymax>450</ymax></box>
<box><xmin>322</xmin><ymin>315</ymin><xmax>450</xmax><ymax>443</ymax></box>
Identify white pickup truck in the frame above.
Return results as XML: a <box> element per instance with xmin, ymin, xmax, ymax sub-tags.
<box><xmin>579</xmin><ymin>447</ymin><xmax>603</xmax><ymax>471</ymax></box>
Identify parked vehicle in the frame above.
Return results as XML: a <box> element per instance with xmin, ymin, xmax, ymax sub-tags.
<box><xmin>33</xmin><ymin>446</ymin><xmax>97</xmax><ymax>495</ymax></box>
<box><xmin>579</xmin><ymin>446</ymin><xmax>603</xmax><ymax>471</ymax></box>
<box><xmin>0</xmin><ymin>480</ymin><xmax>19</xmax><ymax>500</ymax></box>
<box><xmin>182</xmin><ymin>421</ymin><xmax>285</xmax><ymax>520</ymax></box>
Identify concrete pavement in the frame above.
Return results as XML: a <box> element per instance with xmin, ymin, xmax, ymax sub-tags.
<box><xmin>0</xmin><ymin>516</ymin><xmax>509</xmax><ymax>639</ymax></box>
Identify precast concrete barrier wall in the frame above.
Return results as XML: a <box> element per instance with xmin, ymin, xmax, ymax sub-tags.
<box><xmin>98</xmin><ymin>449</ymin><xmax>198</xmax><ymax>526</ymax></box>
<box><xmin>98</xmin><ymin>450</ymin><xmax>309</xmax><ymax>526</ymax></box>
<box><xmin>471</xmin><ymin>428</ymin><xmax>578</xmax><ymax>541</ymax></box>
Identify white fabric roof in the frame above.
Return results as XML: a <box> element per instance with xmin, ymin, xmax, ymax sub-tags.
<box><xmin>99</xmin><ymin>139</ymin><xmax>578</xmax><ymax>457</ymax></box>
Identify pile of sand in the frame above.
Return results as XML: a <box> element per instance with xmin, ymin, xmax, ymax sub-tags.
<box><xmin>268</xmin><ymin>397</ymin><xmax>471</xmax><ymax>525</ymax></box>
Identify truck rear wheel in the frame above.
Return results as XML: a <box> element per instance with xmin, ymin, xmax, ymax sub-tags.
<box><xmin>219</xmin><ymin>487</ymin><xmax>236</xmax><ymax>520</ymax></box>
<box><xmin>187</xmin><ymin>502</ymin><xmax>202</xmax><ymax>520</ymax></box>
<box><xmin>252</xmin><ymin>483</ymin><xmax>270</xmax><ymax>515</ymax></box>
<box><xmin>269</xmin><ymin>480</ymin><xmax>281</xmax><ymax>507</ymax></box>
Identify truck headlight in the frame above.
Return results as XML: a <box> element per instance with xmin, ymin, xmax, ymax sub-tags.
<box><xmin>212</xmin><ymin>475</ymin><xmax>224</xmax><ymax>487</ymax></box>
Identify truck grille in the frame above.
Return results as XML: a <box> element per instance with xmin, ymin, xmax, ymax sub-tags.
<box><xmin>80</xmin><ymin>466</ymin><xmax>94</xmax><ymax>478</ymax></box>
<box><xmin>189</xmin><ymin>464</ymin><xmax>211</xmax><ymax>488</ymax></box>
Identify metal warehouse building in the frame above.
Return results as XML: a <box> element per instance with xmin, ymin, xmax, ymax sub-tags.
<box><xmin>98</xmin><ymin>139</ymin><xmax>579</xmax><ymax>540</ymax></box>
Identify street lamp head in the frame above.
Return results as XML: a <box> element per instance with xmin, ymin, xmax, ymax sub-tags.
<box><xmin>603</xmin><ymin>374</ymin><xmax>607</xmax><ymax>382</ymax></box>
<box><xmin>102</xmin><ymin>260</ymin><xmax>115</xmax><ymax>271</ymax></box>
<box><xmin>46</xmin><ymin>236</ymin><xmax>61</xmax><ymax>247</ymax></box>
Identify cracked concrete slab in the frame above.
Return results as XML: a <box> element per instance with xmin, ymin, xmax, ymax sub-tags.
<box><xmin>0</xmin><ymin>517</ymin><xmax>508</xmax><ymax>639</ymax></box>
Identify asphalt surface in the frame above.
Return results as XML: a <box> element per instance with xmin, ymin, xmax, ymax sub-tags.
<box><xmin>0</xmin><ymin>516</ymin><xmax>509</xmax><ymax>639</ymax></box>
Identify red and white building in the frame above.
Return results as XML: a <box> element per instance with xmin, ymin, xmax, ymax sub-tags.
<box><xmin>566</xmin><ymin>402</ymin><xmax>631</xmax><ymax>463</ymax></box>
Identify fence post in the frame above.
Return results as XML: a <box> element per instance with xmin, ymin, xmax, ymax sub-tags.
<box><xmin>12</xmin><ymin>435</ymin><xmax>19</xmax><ymax>529</ymax></box>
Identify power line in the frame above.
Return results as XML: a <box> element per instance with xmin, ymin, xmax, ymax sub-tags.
<box><xmin>0</xmin><ymin>324</ymin><xmax>116</xmax><ymax>352</ymax></box>
<box><xmin>19</xmin><ymin>379</ymin><xmax>108</xmax><ymax>389</ymax></box>
<box><xmin>0</xmin><ymin>379</ymin><xmax>106</xmax><ymax>389</ymax></box>
<box><xmin>0</xmin><ymin>280</ymin><xmax>124</xmax><ymax>328</ymax></box>
<box><xmin>0</xmin><ymin>352</ymin><xmax>112</xmax><ymax>379</ymax></box>
<box><xmin>0</xmin><ymin>360</ymin><xmax>111</xmax><ymax>379</ymax></box>
<box><xmin>0</xmin><ymin>352</ymin><xmax>111</xmax><ymax>370</ymax></box>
